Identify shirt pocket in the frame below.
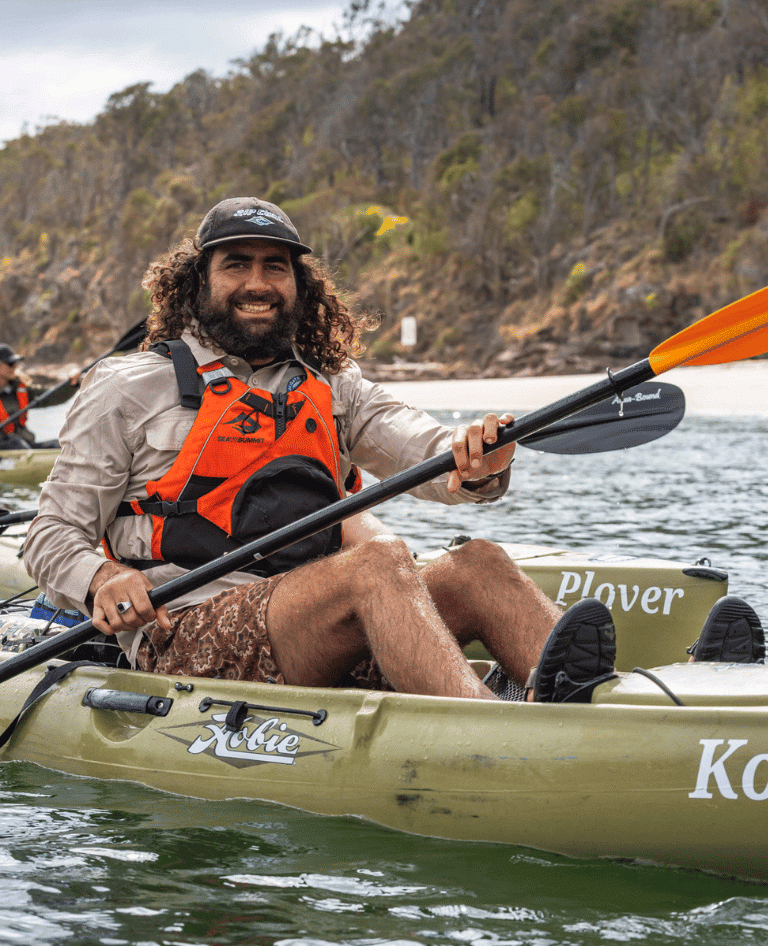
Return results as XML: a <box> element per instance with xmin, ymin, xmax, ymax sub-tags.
<box><xmin>144</xmin><ymin>408</ymin><xmax>194</xmax><ymax>453</ymax></box>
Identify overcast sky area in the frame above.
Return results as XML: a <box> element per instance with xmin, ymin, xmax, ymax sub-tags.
<box><xmin>1</xmin><ymin>0</ymin><xmax>405</xmax><ymax>146</ymax></box>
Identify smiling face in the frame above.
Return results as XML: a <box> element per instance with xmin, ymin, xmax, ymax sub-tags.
<box><xmin>197</xmin><ymin>239</ymin><xmax>301</xmax><ymax>364</ymax></box>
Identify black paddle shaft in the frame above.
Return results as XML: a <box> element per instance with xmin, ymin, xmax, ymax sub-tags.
<box><xmin>0</xmin><ymin>357</ymin><xmax>654</xmax><ymax>683</ymax></box>
<box><xmin>0</xmin><ymin>379</ymin><xmax>683</xmax><ymax>533</ymax></box>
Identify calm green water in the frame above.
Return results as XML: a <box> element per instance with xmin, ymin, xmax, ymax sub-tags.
<box><xmin>1</xmin><ymin>402</ymin><xmax>768</xmax><ymax>945</ymax></box>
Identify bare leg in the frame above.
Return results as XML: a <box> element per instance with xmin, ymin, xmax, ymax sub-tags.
<box><xmin>265</xmin><ymin>536</ymin><xmax>559</xmax><ymax>698</ymax></box>
<box><xmin>266</xmin><ymin>534</ymin><xmax>493</xmax><ymax>699</ymax></box>
<box><xmin>419</xmin><ymin>539</ymin><xmax>562</xmax><ymax>685</ymax></box>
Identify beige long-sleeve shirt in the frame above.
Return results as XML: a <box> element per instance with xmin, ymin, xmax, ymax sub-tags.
<box><xmin>23</xmin><ymin>330</ymin><xmax>508</xmax><ymax>619</ymax></box>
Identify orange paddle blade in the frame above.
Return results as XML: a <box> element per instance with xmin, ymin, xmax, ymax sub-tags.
<box><xmin>649</xmin><ymin>284</ymin><xmax>768</xmax><ymax>375</ymax></box>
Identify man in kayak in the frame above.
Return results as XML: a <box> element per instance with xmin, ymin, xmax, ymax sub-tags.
<box><xmin>25</xmin><ymin>196</ymin><xmax>594</xmax><ymax>700</ymax></box>
<box><xmin>0</xmin><ymin>344</ymin><xmax>79</xmax><ymax>449</ymax></box>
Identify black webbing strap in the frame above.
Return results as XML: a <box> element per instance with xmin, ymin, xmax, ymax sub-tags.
<box><xmin>239</xmin><ymin>390</ymin><xmax>274</xmax><ymax>416</ymax></box>
<box><xmin>0</xmin><ymin>660</ymin><xmax>99</xmax><ymax>749</ymax></box>
<box><xmin>150</xmin><ymin>339</ymin><xmax>202</xmax><ymax>409</ymax></box>
<box><xmin>115</xmin><ymin>496</ymin><xmax>199</xmax><ymax>518</ymax></box>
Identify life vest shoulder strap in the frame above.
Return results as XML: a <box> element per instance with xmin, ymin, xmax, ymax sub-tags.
<box><xmin>149</xmin><ymin>340</ymin><xmax>202</xmax><ymax>410</ymax></box>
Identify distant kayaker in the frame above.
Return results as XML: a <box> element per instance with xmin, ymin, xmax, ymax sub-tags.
<box><xmin>0</xmin><ymin>345</ymin><xmax>80</xmax><ymax>449</ymax></box>
<box><xmin>26</xmin><ymin>196</ymin><xmax>628</xmax><ymax>702</ymax></box>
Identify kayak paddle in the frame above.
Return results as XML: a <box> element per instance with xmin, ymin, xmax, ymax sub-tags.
<box><xmin>0</xmin><ymin>283</ymin><xmax>767</xmax><ymax>683</ymax></box>
<box><xmin>518</xmin><ymin>380</ymin><xmax>684</xmax><ymax>454</ymax></box>
<box><xmin>0</xmin><ymin>319</ymin><xmax>147</xmax><ymax>430</ymax></box>
<box><xmin>0</xmin><ymin>380</ymin><xmax>684</xmax><ymax>534</ymax></box>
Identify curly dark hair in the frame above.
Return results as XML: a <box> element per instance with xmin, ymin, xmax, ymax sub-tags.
<box><xmin>141</xmin><ymin>238</ymin><xmax>374</xmax><ymax>373</ymax></box>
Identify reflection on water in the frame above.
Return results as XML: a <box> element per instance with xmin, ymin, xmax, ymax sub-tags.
<box><xmin>2</xmin><ymin>409</ymin><xmax>768</xmax><ymax>944</ymax></box>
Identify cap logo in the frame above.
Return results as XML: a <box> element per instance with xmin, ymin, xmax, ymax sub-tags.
<box><xmin>233</xmin><ymin>208</ymin><xmax>283</xmax><ymax>224</ymax></box>
<box><xmin>198</xmin><ymin>199</ymin><xmax>310</xmax><ymax>253</ymax></box>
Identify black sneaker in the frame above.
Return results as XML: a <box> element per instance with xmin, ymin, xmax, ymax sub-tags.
<box><xmin>534</xmin><ymin>599</ymin><xmax>618</xmax><ymax>703</ymax></box>
<box><xmin>482</xmin><ymin>664</ymin><xmax>526</xmax><ymax>701</ymax></box>
<box><xmin>688</xmin><ymin>596</ymin><xmax>765</xmax><ymax>663</ymax></box>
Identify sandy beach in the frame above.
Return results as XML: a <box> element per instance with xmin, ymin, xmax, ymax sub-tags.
<box><xmin>379</xmin><ymin>362</ymin><xmax>768</xmax><ymax>416</ymax></box>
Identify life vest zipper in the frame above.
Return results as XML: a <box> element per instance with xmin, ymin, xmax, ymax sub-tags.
<box><xmin>275</xmin><ymin>391</ymin><xmax>288</xmax><ymax>439</ymax></box>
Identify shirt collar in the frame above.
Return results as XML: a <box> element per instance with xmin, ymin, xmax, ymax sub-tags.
<box><xmin>180</xmin><ymin>324</ymin><xmax>315</xmax><ymax>377</ymax></box>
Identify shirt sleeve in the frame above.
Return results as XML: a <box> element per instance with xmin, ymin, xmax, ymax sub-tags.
<box><xmin>23</xmin><ymin>363</ymin><xmax>138</xmax><ymax>613</ymax></box>
<box><xmin>333</xmin><ymin>363</ymin><xmax>510</xmax><ymax>505</ymax></box>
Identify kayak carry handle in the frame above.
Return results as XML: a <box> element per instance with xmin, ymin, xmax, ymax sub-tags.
<box><xmin>198</xmin><ymin>696</ymin><xmax>327</xmax><ymax>728</ymax></box>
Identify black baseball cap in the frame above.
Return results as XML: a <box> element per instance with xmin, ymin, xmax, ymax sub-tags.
<box><xmin>0</xmin><ymin>345</ymin><xmax>21</xmax><ymax>365</ymax></box>
<box><xmin>196</xmin><ymin>197</ymin><xmax>312</xmax><ymax>255</ymax></box>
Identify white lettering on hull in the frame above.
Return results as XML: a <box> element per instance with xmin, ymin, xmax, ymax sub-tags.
<box><xmin>690</xmin><ymin>739</ymin><xmax>768</xmax><ymax>800</ymax></box>
<box><xmin>188</xmin><ymin>713</ymin><xmax>300</xmax><ymax>764</ymax></box>
<box><xmin>555</xmin><ymin>570</ymin><xmax>685</xmax><ymax>614</ymax></box>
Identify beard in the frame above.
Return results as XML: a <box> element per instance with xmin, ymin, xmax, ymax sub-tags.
<box><xmin>196</xmin><ymin>286</ymin><xmax>303</xmax><ymax>362</ymax></box>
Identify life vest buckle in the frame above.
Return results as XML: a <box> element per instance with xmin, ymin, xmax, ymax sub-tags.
<box><xmin>156</xmin><ymin>499</ymin><xmax>184</xmax><ymax>517</ymax></box>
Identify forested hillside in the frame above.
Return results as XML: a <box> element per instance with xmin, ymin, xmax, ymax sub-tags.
<box><xmin>2</xmin><ymin>0</ymin><xmax>768</xmax><ymax>378</ymax></box>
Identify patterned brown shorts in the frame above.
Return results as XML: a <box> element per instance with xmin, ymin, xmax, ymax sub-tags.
<box><xmin>136</xmin><ymin>574</ymin><xmax>392</xmax><ymax>690</ymax></box>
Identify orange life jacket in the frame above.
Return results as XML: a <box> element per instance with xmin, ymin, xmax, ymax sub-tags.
<box><xmin>115</xmin><ymin>341</ymin><xmax>355</xmax><ymax>577</ymax></box>
<box><xmin>0</xmin><ymin>383</ymin><xmax>28</xmax><ymax>435</ymax></box>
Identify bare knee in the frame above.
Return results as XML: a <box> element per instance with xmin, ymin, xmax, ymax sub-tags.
<box><xmin>443</xmin><ymin>538</ymin><xmax>524</xmax><ymax>583</ymax></box>
<box><xmin>351</xmin><ymin>535</ymin><xmax>416</xmax><ymax>591</ymax></box>
<box><xmin>421</xmin><ymin>538</ymin><xmax>530</xmax><ymax>626</ymax></box>
<box><xmin>351</xmin><ymin>534</ymin><xmax>415</xmax><ymax>582</ymax></box>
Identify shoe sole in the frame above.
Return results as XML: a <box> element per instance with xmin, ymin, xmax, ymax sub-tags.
<box><xmin>535</xmin><ymin>599</ymin><xmax>616</xmax><ymax>702</ymax></box>
<box><xmin>691</xmin><ymin>596</ymin><xmax>765</xmax><ymax>663</ymax></box>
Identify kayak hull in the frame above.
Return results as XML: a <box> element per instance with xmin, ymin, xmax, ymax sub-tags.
<box><xmin>1</xmin><ymin>654</ymin><xmax>767</xmax><ymax>881</ymax></box>
<box><xmin>0</xmin><ymin>448</ymin><xmax>58</xmax><ymax>485</ymax></box>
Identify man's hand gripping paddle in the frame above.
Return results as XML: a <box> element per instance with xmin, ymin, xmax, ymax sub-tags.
<box><xmin>1</xmin><ymin>284</ymin><xmax>768</xmax><ymax>684</ymax></box>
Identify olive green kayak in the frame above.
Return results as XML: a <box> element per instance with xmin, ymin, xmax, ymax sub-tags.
<box><xmin>0</xmin><ymin>448</ymin><xmax>58</xmax><ymax>485</ymax></box>
<box><xmin>2</xmin><ymin>536</ymin><xmax>757</xmax><ymax>879</ymax></box>
<box><xmin>0</xmin><ymin>530</ymin><xmax>36</xmax><ymax>598</ymax></box>
<box><xmin>0</xmin><ymin>644</ymin><xmax>766</xmax><ymax>882</ymax></box>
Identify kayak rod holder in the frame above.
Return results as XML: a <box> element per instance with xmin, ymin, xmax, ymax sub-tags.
<box><xmin>198</xmin><ymin>696</ymin><xmax>327</xmax><ymax>730</ymax></box>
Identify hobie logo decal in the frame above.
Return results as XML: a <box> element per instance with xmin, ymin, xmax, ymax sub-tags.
<box><xmin>555</xmin><ymin>570</ymin><xmax>684</xmax><ymax>614</ymax></box>
<box><xmin>690</xmin><ymin>739</ymin><xmax>768</xmax><ymax>801</ymax></box>
<box><xmin>189</xmin><ymin>713</ymin><xmax>300</xmax><ymax>764</ymax></box>
<box><xmin>159</xmin><ymin>711</ymin><xmax>339</xmax><ymax>768</ymax></box>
